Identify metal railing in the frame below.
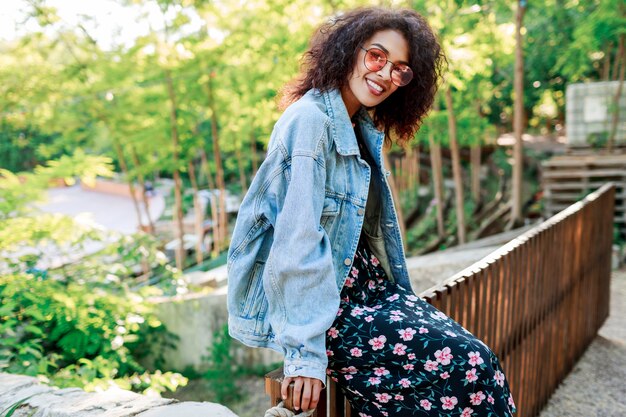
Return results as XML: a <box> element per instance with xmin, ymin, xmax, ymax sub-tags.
<box><xmin>266</xmin><ymin>183</ymin><xmax>615</xmax><ymax>417</ymax></box>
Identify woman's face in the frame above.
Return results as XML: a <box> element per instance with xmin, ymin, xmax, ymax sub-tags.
<box><xmin>341</xmin><ymin>29</ymin><xmax>409</xmax><ymax>116</ymax></box>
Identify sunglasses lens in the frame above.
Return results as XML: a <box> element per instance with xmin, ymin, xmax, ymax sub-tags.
<box><xmin>392</xmin><ymin>65</ymin><xmax>413</xmax><ymax>87</ymax></box>
<box><xmin>364</xmin><ymin>49</ymin><xmax>386</xmax><ymax>71</ymax></box>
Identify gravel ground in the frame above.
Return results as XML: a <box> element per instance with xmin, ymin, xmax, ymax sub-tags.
<box><xmin>174</xmin><ymin>269</ymin><xmax>626</xmax><ymax>417</ymax></box>
<box><xmin>539</xmin><ymin>268</ymin><xmax>626</xmax><ymax>417</ymax></box>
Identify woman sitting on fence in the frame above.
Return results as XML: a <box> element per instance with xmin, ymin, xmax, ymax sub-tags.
<box><xmin>227</xmin><ymin>7</ymin><xmax>516</xmax><ymax>416</ymax></box>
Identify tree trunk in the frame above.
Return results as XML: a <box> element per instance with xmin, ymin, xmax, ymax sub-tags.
<box><xmin>206</xmin><ymin>75</ymin><xmax>228</xmax><ymax>253</ymax></box>
<box><xmin>445</xmin><ymin>87</ymin><xmax>466</xmax><ymax>244</ymax></box>
<box><xmin>130</xmin><ymin>146</ymin><xmax>155</xmax><ymax>234</ymax></box>
<box><xmin>510</xmin><ymin>0</ymin><xmax>526</xmax><ymax>227</ymax></box>
<box><xmin>236</xmin><ymin>144</ymin><xmax>248</xmax><ymax>194</ymax></box>
<box><xmin>608</xmin><ymin>34</ymin><xmax>625</xmax><ymax>151</ymax></box>
<box><xmin>603</xmin><ymin>42</ymin><xmax>612</xmax><ymax>81</ymax></box>
<box><xmin>199</xmin><ymin>149</ymin><xmax>216</xmax><ymax>190</ymax></box>
<box><xmin>471</xmin><ymin>142</ymin><xmax>481</xmax><ymax>204</ymax></box>
<box><xmin>165</xmin><ymin>69</ymin><xmax>185</xmax><ymax>270</ymax></box>
<box><xmin>188</xmin><ymin>160</ymin><xmax>205</xmax><ymax>266</ymax></box>
<box><xmin>429</xmin><ymin>136</ymin><xmax>445</xmax><ymax>238</ymax></box>
<box><xmin>111</xmin><ymin>138</ymin><xmax>144</xmax><ymax>233</ymax></box>
<box><xmin>250</xmin><ymin>131</ymin><xmax>259</xmax><ymax>178</ymax></box>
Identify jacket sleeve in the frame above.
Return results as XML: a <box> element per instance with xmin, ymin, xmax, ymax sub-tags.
<box><xmin>265</xmin><ymin>127</ymin><xmax>339</xmax><ymax>385</ymax></box>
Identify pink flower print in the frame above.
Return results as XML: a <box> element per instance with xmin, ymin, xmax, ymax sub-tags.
<box><xmin>418</xmin><ymin>326</ymin><xmax>429</xmax><ymax>334</ymax></box>
<box><xmin>358</xmin><ymin>413</ymin><xmax>371</xmax><ymax>417</ymax></box>
<box><xmin>390</xmin><ymin>309</ymin><xmax>404</xmax><ymax>316</ymax></box>
<box><xmin>440</xmin><ymin>371</ymin><xmax>450</xmax><ymax>379</ymax></box>
<box><xmin>370</xmin><ymin>255</ymin><xmax>380</xmax><ymax>266</ymax></box>
<box><xmin>408</xmin><ymin>353</ymin><xmax>416</xmax><ymax>360</ymax></box>
<box><xmin>398</xmin><ymin>327</ymin><xmax>417</xmax><ymax>341</ymax></box>
<box><xmin>424</xmin><ymin>360</ymin><xmax>439</xmax><ymax>372</ymax></box>
<box><xmin>369</xmin><ymin>335</ymin><xmax>387</xmax><ymax>351</ymax></box>
<box><xmin>420</xmin><ymin>399</ymin><xmax>432</xmax><ymax>410</ymax></box>
<box><xmin>509</xmin><ymin>395</ymin><xmax>516</xmax><ymax>409</ymax></box>
<box><xmin>374</xmin><ymin>367</ymin><xmax>390</xmax><ymax>377</ymax></box>
<box><xmin>440</xmin><ymin>396</ymin><xmax>458</xmax><ymax>410</ymax></box>
<box><xmin>327</xmin><ymin>327</ymin><xmax>339</xmax><ymax>338</ymax></box>
<box><xmin>326</xmin><ymin>349</ymin><xmax>334</xmax><ymax>357</ymax></box>
<box><xmin>367</xmin><ymin>280</ymin><xmax>376</xmax><ymax>290</ymax></box>
<box><xmin>488</xmin><ymin>395</ymin><xmax>495</xmax><ymax>404</ymax></box>
<box><xmin>468</xmin><ymin>351</ymin><xmax>484</xmax><ymax>367</ymax></box>
<box><xmin>365</xmin><ymin>315</ymin><xmax>374</xmax><ymax>322</ymax></box>
<box><xmin>344</xmin><ymin>276</ymin><xmax>355</xmax><ymax>287</ymax></box>
<box><xmin>374</xmin><ymin>393</ymin><xmax>392</xmax><ymax>403</ymax></box>
<box><xmin>445</xmin><ymin>330</ymin><xmax>458</xmax><ymax>337</ymax></box>
<box><xmin>394</xmin><ymin>394</ymin><xmax>404</xmax><ymax>401</ymax></box>
<box><xmin>435</xmin><ymin>346</ymin><xmax>453</xmax><ymax>365</ymax></box>
<box><xmin>344</xmin><ymin>366</ymin><xmax>358</xmax><ymax>374</ymax></box>
<box><xmin>351</xmin><ymin>307</ymin><xmax>365</xmax><ymax>317</ymax></box>
<box><xmin>398</xmin><ymin>378</ymin><xmax>411</xmax><ymax>388</ymax></box>
<box><xmin>393</xmin><ymin>343</ymin><xmax>407</xmax><ymax>355</ymax></box>
<box><xmin>469</xmin><ymin>391</ymin><xmax>486</xmax><ymax>406</ymax></box>
<box><xmin>344</xmin><ymin>374</ymin><xmax>353</xmax><ymax>380</ymax></box>
<box><xmin>403</xmin><ymin>363</ymin><xmax>415</xmax><ymax>370</ymax></box>
<box><xmin>390</xmin><ymin>315</ymin><xmax>402</xmax><ymax>322</ymax></box>
<box><xmin>430</xmin><ymin>311</ymin><xmax>447</xmax><ymax>320</ymax></box>
<box><xmin>494</xmin><ymin>370</ymin><xmax>505</xmax><ymax>387</ymax></box>
<box><xmin>461</xmin><ymin>407</ymin><xmax>474</xmax><ymax>417</ymax></box>
<box><xmin>386</xmin><ymin>294</ymin><xmax>400</xmax><ymax>302</ymax></box>
<box><xmin>336</xmin><ymin>308</ymin><xmax>344</xmax><ymax>316</ymax></box>
<box><xmin>373</xmin><ymin>304</ymin><xmax>382</xmax><ymax>309</ymax></box>
<box><xmin>350</xmin><ymin>347</ymin><xmax>363</xmax><ymax>357</ymax></box>
<box><xmin>350</xmin><ymin>267</ymin><xmax>359</xmax><ymax>277</ymax></box>
<box><xmin>407</xmin><ymin>294</ymin><xmax>419</xmax><ymax>301</ymax></box>
<box><xmin>465</xmin><ymin>368</ymin><xmax>479</xmax><ymax>383</ymax></box>
<box><xmin>405</xmin><ymin>300</ymin><xmax>415</xmax><ymax>307</ymax></box>
<box><xmin>381</xmin><ymin>412</ymin><xmax>388</xmax><ymax>417</ymax></box>
<box><xmin>368</xmin><ymin>376</ymin><xmax>381</xmax><ymax>385</ymax></box>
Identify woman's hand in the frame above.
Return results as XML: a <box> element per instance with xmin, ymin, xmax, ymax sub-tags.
<box><xmin>281</xmin><ymin>376</ymin><xmax>323</xmax><ymax>412</ymax></box>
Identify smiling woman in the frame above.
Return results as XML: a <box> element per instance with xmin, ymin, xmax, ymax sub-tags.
<box><xmin>227</xmin><ymin>7</ymin><xmax>517</xmax><ymax>417</ymax></box>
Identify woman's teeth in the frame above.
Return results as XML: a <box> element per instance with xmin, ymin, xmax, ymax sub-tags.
<box><xmin>366</xmin><ymin>79</ymin><xmax>383</xmax><ymax>92</ymax></box>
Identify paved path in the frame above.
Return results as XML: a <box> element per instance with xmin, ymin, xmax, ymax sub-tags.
<box><xmin>539</xmin><ymin>268</ymin><xmax>626</xmax><ymax>417</ymax></box>
<box><xmin>39</xmin><ymin>185</ymin><xmax>164</xmax><ymax>234</ymax></box>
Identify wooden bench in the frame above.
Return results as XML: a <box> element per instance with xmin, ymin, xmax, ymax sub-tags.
<box><xmin>265</xmin><ymin>367</ymin><xmax>355</xmax><ymax>417</ymax></box>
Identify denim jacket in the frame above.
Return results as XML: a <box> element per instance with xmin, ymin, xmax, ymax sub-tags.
<box><xmin>227</xmin><ymin>88</ymin><xmax>412</xmax><ymax>383</ymax></box>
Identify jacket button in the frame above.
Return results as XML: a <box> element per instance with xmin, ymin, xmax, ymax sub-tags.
<box><xmin>357</xmin><ymin>208</ymin><xmax>365</xmax><ymax>216</ymax></box>
<box><xmin>287</xmin><ymin>365</ymin><xmax>296</xmax><ymax>373</ymax></box>
<box><xmin>344</xmin><ymin>258</ymin><xmax>352</xmax><ymax>266</ymax></box>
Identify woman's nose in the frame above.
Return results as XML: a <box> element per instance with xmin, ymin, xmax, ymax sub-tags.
<box><xmin>376</xmin><ymin>62</ymin><xmax>393</xmax><ymax>81</ymax></box>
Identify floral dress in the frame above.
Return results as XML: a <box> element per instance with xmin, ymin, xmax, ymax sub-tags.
<box><xmin>325</xmin><ymin>233</ymin><xmax>517</xmax><ymax>417</ymax></box>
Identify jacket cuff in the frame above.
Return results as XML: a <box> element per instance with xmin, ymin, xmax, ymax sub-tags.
<box><xmin>283</xmin><ymin>358</ymin><xmax>327</xmax><ymax>388</ymax></box>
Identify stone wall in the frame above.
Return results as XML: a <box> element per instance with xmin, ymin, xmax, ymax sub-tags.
<box><xmin>0</xmin><ymin>373</ymin><xmax>238</xmax><ymax>417</ymax></box>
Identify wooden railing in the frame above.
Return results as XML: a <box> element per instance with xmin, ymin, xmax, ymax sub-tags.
<box><xmin>266</xmin><ymin>183</ymin><xmax>615</xmax><ymax>417</ymax></box>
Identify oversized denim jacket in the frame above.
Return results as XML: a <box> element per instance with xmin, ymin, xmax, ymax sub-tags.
<box><xmin>227</xmin><ymin>88</ymin><xmax>412</xmax><ymax>383</ymax></box>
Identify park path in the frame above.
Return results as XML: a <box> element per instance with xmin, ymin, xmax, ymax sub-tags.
<box><xmin>539</xmin><ymin>268</ymin><xmax>626</xmax><ymax>417</ymax></box>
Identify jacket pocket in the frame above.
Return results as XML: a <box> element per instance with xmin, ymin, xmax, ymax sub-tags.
<box><xmin>320</xmin><ymin>196</ymin><xmax>340</xmax><ymax>228</ymax></box>
<box><xmin>241</xmin><ymin>261</ymin><xmax>267</xmax><ymax>319</ymax></box>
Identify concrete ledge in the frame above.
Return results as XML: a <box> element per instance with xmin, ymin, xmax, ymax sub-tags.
<box><xmin>0</xmin><ymin>373</ymin><xmax>238</xmax><ymax>417</ymax></box>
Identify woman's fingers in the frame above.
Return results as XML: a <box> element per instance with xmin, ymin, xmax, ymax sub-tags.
<box><xmin>301</xmin><ymin>380</ymin><xmax>312</xmax><ymax>411</ymax></box>
<box><xmin>280</xmin><ymin>377</ymin><xmax>292</xmax><ymax>401</ymax></box>
<box><xmin>310</xmin><ymin>380</ymin><xmax>322</xmax><ymax>410</ymax></box>
<box><xmin>281</xmin><ymin>376</ymin><xmax>323</xmax><ymax>411</ymax></box>
<box><xmin>292</xmin><ymin>377</ymin><xmax>304</xmax><ymax>410</ymax></box>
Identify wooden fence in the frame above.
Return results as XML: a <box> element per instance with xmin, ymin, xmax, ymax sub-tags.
<box><xmin>266</xmin><ymin>183</ymin><xmax>615</xmax><ymax>417</ymax></box>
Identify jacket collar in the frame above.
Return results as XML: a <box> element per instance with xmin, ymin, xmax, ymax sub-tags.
<box><xmin>319</xmin><ymin>89</ymin><xmax>384</xmax><ymax>157</ymax></box>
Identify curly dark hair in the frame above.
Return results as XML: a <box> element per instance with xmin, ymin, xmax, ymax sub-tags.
<box><xmin>280</xmin><ymin>7</ymin><xmax>445</xmax><ymax>145</ymax></box>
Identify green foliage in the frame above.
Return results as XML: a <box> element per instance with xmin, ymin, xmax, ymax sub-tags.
<box><xmin>0</xmin><ymin>155</ymin><xmax>186</xmax><ymax>395</ymax></box>
<box><xmin>201</xmin><ymin>324</ymin><xmax>241</xmax><ymax>404</ymax></box>
<box><xmin>0</xmin><ymin>271</ymin><xmax>186</xmax><ymax>394</ymax></box>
